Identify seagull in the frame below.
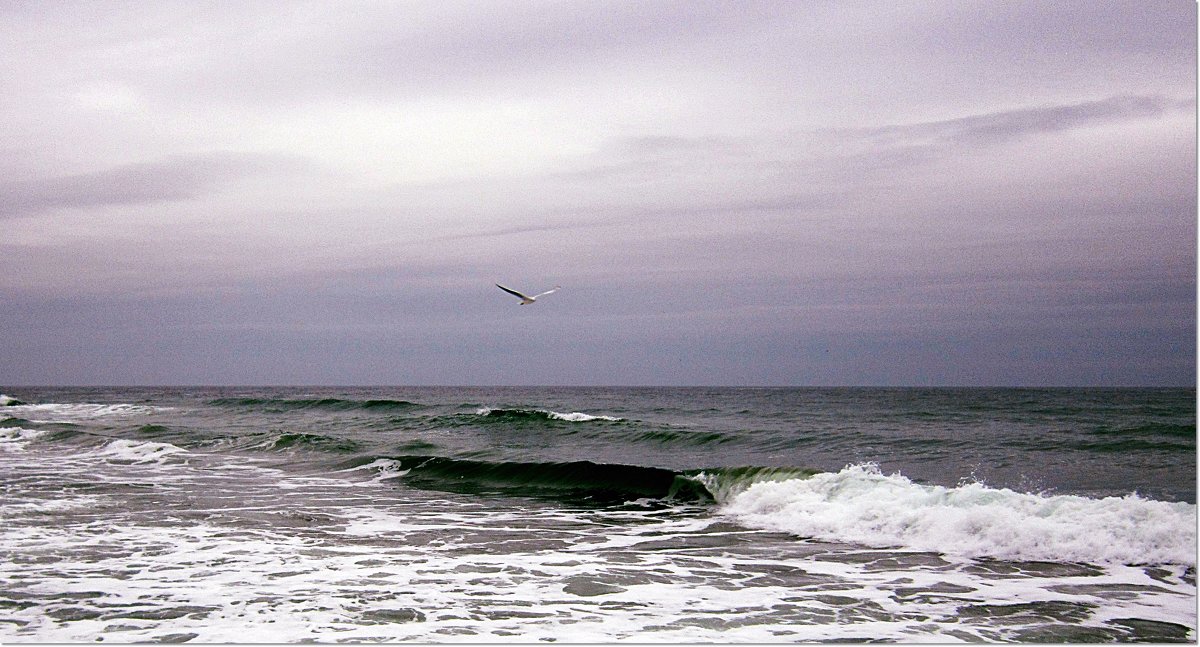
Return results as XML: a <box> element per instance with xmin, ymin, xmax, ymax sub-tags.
<box><xmin>496</xmin><ymin>283</ymin><xmax>561</xmax><ymax>305</ymax></box>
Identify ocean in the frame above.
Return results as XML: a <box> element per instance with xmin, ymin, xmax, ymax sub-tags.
<box><xmin>0</xmin><ymin>386</ymin><xmax>1194</xmax><ymax>643</ymax></box>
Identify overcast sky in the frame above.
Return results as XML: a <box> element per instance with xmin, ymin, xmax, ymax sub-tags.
<box><xmin>1</xmin><ymin>0</ymin><xmax>1195</xmax><ymax>386</ymax></box>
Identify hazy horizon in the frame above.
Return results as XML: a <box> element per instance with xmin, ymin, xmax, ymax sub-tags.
<box><xmin>3</xmin><ymin>384</ymin><xmax>1194</xmax><ymax>391</ymax></box>
<box><xmin>2</xmin><ymin>1</ymin><xmax>1196</xmax><ymax>387</ymax></box>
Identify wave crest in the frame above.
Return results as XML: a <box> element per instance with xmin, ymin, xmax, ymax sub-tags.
<box><xmin>260</xmin><ymin>432</ymin><xmax>361</xmax><ymax>453</ymax></box>
<box><xmin>4</xmin><ymin>402</ymin><xmax>167</xmax><ymax>420</ymax></box>
<box><xmin>720</xmin><ymin>463</ymin><xmax>1197</xmax><ymax>566</ymax></box>
<box><xmin>0</xmin><ymin>426</ymin><xmax>50</xmax><ymax>452</ymax></box>
<box><xmin>92</xmin><ymin>439</ymin><xmax>188</xmax><ymax>465</ymax></box>
<box><xmin>473</xmin><ymin>408</ymin><xmax>624</xmax><ymax>423</ymax></box>
<box><xmin>379</xmin><ymin>455</ymin><xmax>708</xmax><ymax>503</ymax></box>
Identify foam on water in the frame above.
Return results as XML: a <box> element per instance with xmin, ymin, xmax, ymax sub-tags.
<box><xmin>718</xmin><ymin>463</ymin><xmax>1198</xmax><ymax>566</ymax></box>
<box><xmin>4</xmin><ymin>462</ymin><xmax>1194</xmax><ymax>643</ymax></box>
<box><xmin>337</xmin><ymin>458</ymin><xmax>411</xmax><ymax>485</ymax></box>
<box><xmin>0</xmin><ymin>495</ymin><xmax>105</xmax><ymax>519</ymax></box>
<box><xmin>548</xmin><ymin>411</ymin><xmax>624</xmax><ymax>422</ymax></box>
<box><xmin>473</xmin><ymin>407</ymin><xmax>624</xmax><ymax>422</ymax></box>
<box><xmin>0</xmin><ymin>394</ymin><xmax>25</xmax><ymax>406</ymax></box>
<box><xmin>1</xmin><ymin>388</ymin><xmax>1195</xmax><ymax>643</ymax></box>
<box><xmin>0</xmin><ymin>426</ymin><xmax>50</xmax><ymax>452</ymax></box>
<box><xmin>6</xmin><ymin>402</ymin><xmax>169</xmax><ymax>421</ymax></box>
<box><xmin>91</xmin><ymin>439</ymin><xmax>189</xmax><ymax>465</ymax></box>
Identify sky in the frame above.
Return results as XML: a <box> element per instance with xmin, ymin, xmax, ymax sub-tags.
<box><xmin>1</xmin><ymin>0</ymin><xmax>1195</xmax><ymax>386</ymax></box>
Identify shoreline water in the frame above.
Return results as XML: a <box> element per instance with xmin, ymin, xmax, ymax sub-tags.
<box><xmin>1</xmin><ymin>386</ymin><xmax>1194</xmax><ymax>642</ymax></box>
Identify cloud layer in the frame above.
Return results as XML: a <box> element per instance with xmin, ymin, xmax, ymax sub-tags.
<box><xmin>0</xmin><ymin>0</ymin><xmax>1194</xmax><ymax>385</ymax></box>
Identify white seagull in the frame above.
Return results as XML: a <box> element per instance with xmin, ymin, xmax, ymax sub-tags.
<box><xmin>496</xmin><ymin>283</ymin><xmax>561</xmax><ymax>305</ymax></box>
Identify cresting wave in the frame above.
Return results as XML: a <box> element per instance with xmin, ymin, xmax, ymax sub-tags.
<box><xmin>0</xmin><ymin>426</ymin><xmax>50</xmax><ymax>452</ymax></box>
<box><xmin>472</xmin><ymin>407</ymin><xmax>624</xmax><ymax>423</ymax></box>
<box><xmin>0</xmin><ymin>394</ymin><xmax>26</xmax><ymax>406</ymax></box>
<box><xmin>347</xmin><ymin>455</ymin><xmax>712</xmax><ymax>503</ymax></box>
<box><xmin>301</xmin><ymin>455</ymin><xmax>1199</xmax><ymax>567</ymax></box>
<box><xmin>1</xmin><ymin>402</ymin><xmax>167</xmax><ymax>420</ymax></box>
<box><xmin>718</xmin><ymin>463</ymin><xmax>1198</xmax><ymax>566</ymax></box>
<box><xmin>5</xmin><ymin>395</ymin><xmax>1194</xmax><ymax>567</ymax></box>
<box><xmin>435</xmin><ymin>408</ymin><xmax>738</xmax><ymax>445</ymax></box>
<box><xmin>90</xmin><ymin>439</ymin><xmax>189</xmax><ymax>465</ymax></box>
<box><xmin>340</xmin><ymin>456</ymin><xmax>823</xmax><ymax>505</ymax></box>
<box><xmin>0</xmin><ymin>425</ymin><xmax>187</xmax><ymax>466</ymax></box>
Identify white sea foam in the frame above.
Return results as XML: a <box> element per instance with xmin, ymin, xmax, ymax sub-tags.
<box><xmin>1</xmin><ymin>448</ymin><xmax>1194</xmax><ymax>643</ymax></box>
<box><xmin>337</xmin><ymin>458</ymin><xmax>410</xmax><ymax>484</ymax></box>
<box><xmin>472</xmin><ymin>407</ymin><xmax>623</xmax><ymax>422</ymax></box>
<box><xmin>0</xmin><ymin>426</ymin><xmax>50</xmax><ymax>452</ymax></box>
<box><xmin>0</xmin><ymin>394</ymin><xmax>23</xmax><ymax>406</ymax></box>
<box><xmin>719</xmin><ymin>463</ymin><xmax>1198</xmax><ymax>566</ymax></box>
<box><xmin>0</xmin><ymin>495</ymin><xmax>103</xmax><ymax>518</ymax></box>
<box><xmin>5</xmin><ymin>402</ymin><xmax>169</xmax><ymax>421</ymax></box>
<box><xmin>548</xmin><ymin>411</ymin><xmax>623</xmax><ymax>422</ymax></box>
<box><xmin>92</xmin><ymin>439</ymin><xmax>188</xmax><ymax>464</ymax></box>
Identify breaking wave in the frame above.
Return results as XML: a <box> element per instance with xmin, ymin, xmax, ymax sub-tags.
<box><xmin>3</xmin><ymin>402</ymin><xmax>168</xmax><ymax>420</ymax></box>
<box><xmin>717</xmin><ymin>463</ymin><xmax>1197</xmax><ymax>566</ymax></box>
<box><xmin>0</xmin><ymin>426</ymin><xmax>51</xmax><ymax>452</ymax></box>
<box><xmin>472</xmin><ymin>407</ymin><xmax>624</xmax><ymax>423</ymax></box>
<box><xmin>352</xmin><ymin>455</ymin><xmax>710</xmax><ymax>503</ymax></box>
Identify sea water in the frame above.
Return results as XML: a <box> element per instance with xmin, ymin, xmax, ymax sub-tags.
<box><xmin>0</xmin><ymin>387</ymin><xmax>1194</xmax><ymax>642</ymax></box>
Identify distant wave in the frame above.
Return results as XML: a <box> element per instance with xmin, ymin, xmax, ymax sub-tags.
<box><xmin>473</xmin><ymin>407</ymin><xmax>624</xmax><ymax>423</ymax></box>
<box><xmin>208</xmin><ymin>397</ymin><xmax>422</xmax><ymax>412</ymax></box>
<box><xmin>1071</xmin><ymin>437</ymin><xmax>1196</xmax><ymax>452</ymax></box>
<box><xmin>2</xmin><ymin>402</ymin><xmax>168</xmax><ymax>420</ymax></box>
<box><xmin>198</xmin><ymin>430</ymin><xmax>363</xmax><ymax>454</ymax></box>
<box><xmin>462</xmin><ymin>409</ymin><xmax>739</xmax><ymax>447</ymax></box>
<box><xmin>718</xmin><ymin>463</ymin><xmax>1197</xmax><ymax>566</ymax></box>
<box><xmin>419</xmin><ymin>408</ymin><xmax>744</xmax><ymax>449</ymax></box>
<box><xmin>1073</xmin><ymin>422</ymin><xmax>1196</xmax><ymax>452</ymax></box>
<box><xmin>617</xmin><ymin>428</ymin><xmax>733</xmax><ymax>446</ymax></box>
<box><xmin>258</xmin><ymin>432</ymin><xmax>362</xmax><ymax>453</ymax></box>
<box><xmin>0</xmin><ymin>394</ymin><xmax>26</xmax><ymax>406</ymax></box>
<box><xmin>1118</xmin><ymin>422</ymin><xmax>1196</xmax><ymax>439</ymax></box>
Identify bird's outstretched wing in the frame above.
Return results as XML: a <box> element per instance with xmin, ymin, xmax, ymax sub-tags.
<box><xmin>534</xmin><ymin>285</ymin><xmax>561</xmax><ymax>298</ymax></box>
<box><xmin>496</xmin><ymin>284</ymin><xmax>532</xmax><ymax>300</ymax></box>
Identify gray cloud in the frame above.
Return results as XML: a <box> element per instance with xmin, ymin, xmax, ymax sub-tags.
<box><xmin>2</xmin><ymin>2</ymin><xmax>778</xmax><ymax>110</ymax></box>
<box><xmin>588</xmin><ymin>94</ymin><xmax>1183</xmax><ymax>181</ymax></box>
<box><xmin>865</xmin><ymin>95</ymin><xmax>1173</xmax><ymax>146</ymax></box>
<box><xmin>0</xmin><ymin>1</ymin><xmax>1193</xmax><ymax>386</ymax></box>
<box><xmin>0</xmin><ymin>153</ymin><xmax>309</xmax><ymax>218</ymax></box>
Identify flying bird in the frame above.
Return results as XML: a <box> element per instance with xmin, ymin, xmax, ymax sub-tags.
<box><xmin>496</xmin><ymin>283</ymin><xmax>560</xmax><ymax>305</ymax></box>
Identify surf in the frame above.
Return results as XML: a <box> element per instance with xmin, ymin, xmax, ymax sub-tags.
<box><xmin>715</xmin><ymin>462</ymin><xmax>1197</xmax><ymax>566</ymax></box>
<box><xmin>345</xmin><ymin>454</ymin><xmax>713</xmax><ymax>504</ymax></box>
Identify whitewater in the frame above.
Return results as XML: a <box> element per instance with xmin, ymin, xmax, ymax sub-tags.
<box><xmin>0</xmin><ymin>386</ymin><xmax>1194</xmax><ymax>642</ymax></box>
<box><xmin>712</xmin><ymin>463</ymin><xmax>1196</xmax><ymax>566</ymax></box>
